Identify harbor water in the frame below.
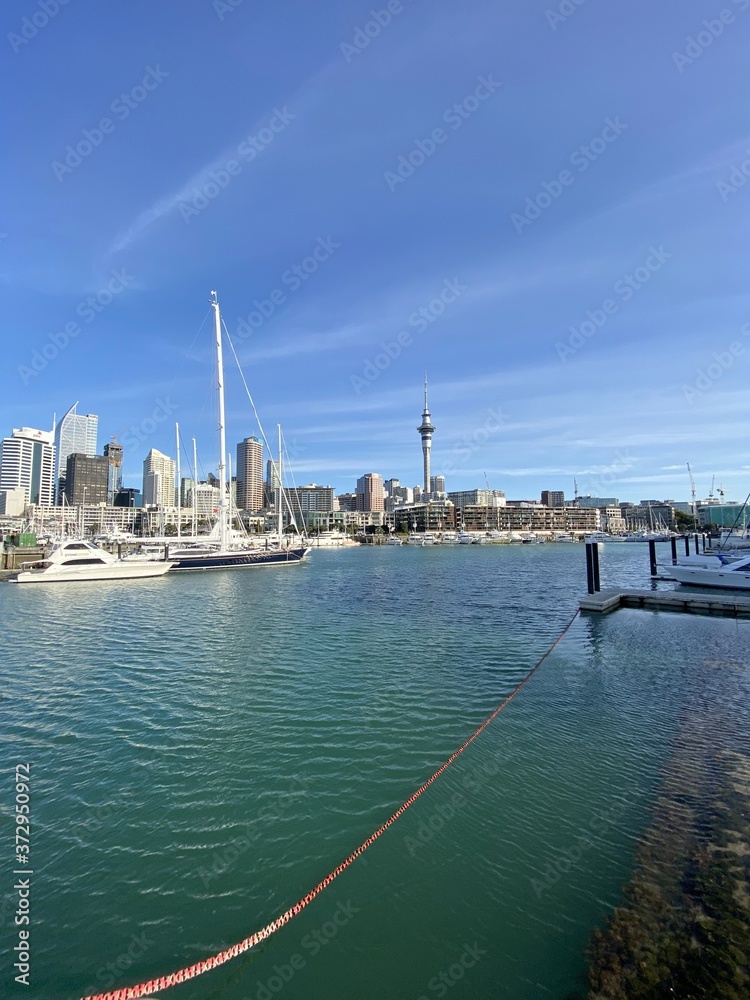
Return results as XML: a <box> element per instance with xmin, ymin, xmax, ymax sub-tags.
<box><xmin>2</xmin><ymin>543</ymin><xmax>749</xmax><ymax>999</ymax></box>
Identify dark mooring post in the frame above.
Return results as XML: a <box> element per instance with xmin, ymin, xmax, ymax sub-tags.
<box><xmin>592</xmin><ymin>541</ymin><xmax>601</xmax><ymax>592</ymax></box>
<box><xmin>586</xmin><ymin>543</ymin><xmax>595</xmax><ymax>595</ymax></box>
<box><xmin>694</xmin><ymin>532</ymin><xmax>700</xmax><ymax>554</ymax></box>
<box><xmin>684</xmin><ymin>534</ymin><xmax>690</xmax><ymax>556</ymax></box>
<box><xmin>670</xmin><ymin>536</ymin><xmax>678</xmax><ymax>565</ymax></box>
<box><xmin>701</xmin><ymin>533</ymin><xmax>707</xmax><ymax>552</ymax></box>
<box><xmin>649</xmin><ymin>539</ymin><xmax>658</xmax><ymax>577</ymax></box>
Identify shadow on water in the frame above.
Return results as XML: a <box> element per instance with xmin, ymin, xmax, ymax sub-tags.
<box><xmin>585</xmin><ymin>654</ymin><xmax>750</xmax><ymax>999</ymax></box>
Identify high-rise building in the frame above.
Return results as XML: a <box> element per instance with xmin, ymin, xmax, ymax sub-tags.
<box><xmin>142</xmin><ymin>449</ymin><xmax>176</xmax><ymax>508</ymax></box>
<box><xmin>430</xmin><ymin>475</ymin><xmax>446</xmax><ymax>494</ymax></box>
<box><xmin>236</xmin><ymin>437</ymin><xmax>263</xmax><ymax>512</ymax></box>
<box><xmin>103</xmin><ymin>441</ymin><xmax>123</xmax><ymax>505</ymax></box>
<box><xmin>417</xmin><ymin>376</ymin><xmax>435</xmax><ymax>494</ymax></box>
<box><xmin>541</xmin><ymin>490</ymin><xmax>564</xmax><ymax>508</ymax></box>
<box><xmin>0</xmin><ymin>426</ymin><xmax>55</xmax><ymax>506</ymax></box>
<box><xmin>65</xmin><ymin>453</ymin><xmax>109</xmax><ymax>505</ymax></box>
<box><xmin>356</xmin><ymin>473</ymin><xmax>384</xmax><ymax>512</ymax></box>
<box><xmin>54</xmin><ymin>402</ymin><xmax>98</xmax><ymax>502</ymax></box>
<box><xmin>384</xmin><ymin>478</ymin><xmax>401</xmax><ymax>496</ymax></box>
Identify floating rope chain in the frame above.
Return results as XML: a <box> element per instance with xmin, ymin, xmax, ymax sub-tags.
<box><xmin>80</xmin><ymin>610</ymin><xmax>580</xmax><ymax>1000</ymax></box>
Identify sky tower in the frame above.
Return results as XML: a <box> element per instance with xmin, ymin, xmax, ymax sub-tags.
<box><xmin>417</xmin><ymin>374</ymin><xmax>435</xmax><ymax>493</ymax></box>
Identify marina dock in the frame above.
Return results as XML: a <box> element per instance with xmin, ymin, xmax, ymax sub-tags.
<box><xmin>580</xmin><ymin>588</ymin><xmax>750</xmax><ymax>618</ymax></box>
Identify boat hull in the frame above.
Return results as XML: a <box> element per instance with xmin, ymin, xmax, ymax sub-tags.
<box><xmin>14</xmin><ymin>562</ymin><xmax>173</xmax><ymax>583</ymax></box>
<box><xmin>672</xmin><ymin>566</ymin><xmax>750</xmax><ymax>590</ymax></box>
<box><xmin>169</xmin><ymin>547</ymin><xmax>310</xmax><ymax>571</ymax></box>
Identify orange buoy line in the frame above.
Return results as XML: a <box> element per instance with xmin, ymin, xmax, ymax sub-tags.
<box><xmin>80</xmin><ymin>610</ymin><xmax>581</xmax><ymax>1000</ymax></box>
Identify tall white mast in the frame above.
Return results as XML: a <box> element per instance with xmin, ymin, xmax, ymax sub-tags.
<box><xmin>175</xmin><ymin>422</ymin><xmax>181</xmax><ymax>540</ymax></box>
<box><xmin>210</xmin><ymin>291</ymin><xmax>228</xmax><ymax>552</ymax></box>
<box><xmin>227</xmin><ymin>452</ymin><xmax>232</xmax><ymax>537</ymax></box>
<box><xmin>192</xmin><ymin>437</ymin><xmax>198</xmax><ymax>539</ymax></box>
<box><xmin>276</xmin><ymin>423</ymin><xmax>283</xmax><ymax>539</ymax></box>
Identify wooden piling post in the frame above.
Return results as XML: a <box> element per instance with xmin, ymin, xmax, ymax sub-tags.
<box><xmin>670</xmin><ymin>536</ymin><xmax>677</xmax><ymax>565</ymax></box>
<box><xmin>649</xmin><ymin>539</ymin><xmax>658</xmax><ymax>577</ymax></box>
<box><xmin>586</xmin><ymin>543</ymin><xmax>595</xmax><ymax>595</ymax></box>
<box><xmin>592</xmin><ymin>541</ymin><xmax>601</xmax><ymax>592</ymax></box>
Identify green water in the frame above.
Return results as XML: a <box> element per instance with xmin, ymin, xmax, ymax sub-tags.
<box><xmin>1</xmin><ymin>544</ymin><xmax>748</xmax><ymax>999</ymax></box>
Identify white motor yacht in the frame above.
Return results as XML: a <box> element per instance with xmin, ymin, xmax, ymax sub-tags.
<box><xmin>13</xmin><ymin>540</ymin><xmax>173</xmax><ymax>584</ymax></box>
<box><xmin>671</xmin><ymin>553</ymin><xmax>750</xmax><ymax>590</ymax></box>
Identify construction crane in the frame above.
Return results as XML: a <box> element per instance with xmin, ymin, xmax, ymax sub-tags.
<box><xmin>687</xmin><ymin>462</ymin><xmax>698</xmax><ymax>528</ymax></box>
<box><xmin>573</xmin><ymin>478</ymin><xmax>579</xmax><ymax>505</ymax></box>
<box><xmin>484</xmin><ymin>471</ymin><xmax>491</xmax><ymax>491</ymax></box>
<box><xmin>709</xmin><ymin>474</ymin><xmax>715</xmax><ymax>500</ymax></box>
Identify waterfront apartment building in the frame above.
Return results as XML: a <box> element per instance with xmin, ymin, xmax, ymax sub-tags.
<box><xmin>64</xmin><ymin>453</ymin><xmax>109</xmax><ymax>505</ymax></box>
<box><xmin>0</xmin><ymin>426</ymin><xmax>55</xmax><ymax>507</ymax></box>
<box><xmin>541</xmin><ymin>490</ymin><xmax>564</xmax><ymax>507</ymax></box>
<box><xmin>54</xmin><ymin>403</ymin><xmax>98</xmax><ymax>502</ymax></box>
<box><xmin>337</xmin><ymin>492</ymin><xmax>357</xmax><ymax>512</ymax></box>
<box><xmin>394</xmin><ymin>500</ymin><xmax>456</xmax><ymax>533</ymax></box>
<box><xmin>236</xmin><ymin>437</ymin><xmax>263</xmax><ymax>512</ymax></box>
<box><xmin>448</xmin><ymin>489</ymin><xmax>507</xmax><ymax>510</ymax></box>
<box><xmin>456</xmin><ymin>505</ymin><xmax>599</xmax><ymax>533</ymax></box>
<box><xmin>142</xmin><ymin>449</ymin><xmax>176</xmax><ymax>508</ymax></box>
<box><xmin>571</xmin><ymin>495</ymin><xmax>619</xmax><ymax>508</ymax></box>
<box><xmin>186</xmin><ymin>483</ymin><xmax>221</xmax><ymax>516</ymax></box>
<box><xmin>103</xmin><ymin>442</ymin><xmax>123</xmax><ymax>505</ymax></box>
<box><xmin>356</xmin><ymin>474</ymin><xmax>384</xmax><ymax>513</ymax></box>
<box><xmin>698</xmin><ymin>503</ymin><xmax>750</xmax><ymax>530</ymax></box>
<box><xmin>286</xmin><ymin>484</ymin><xmax>335</xmax><ymax>522</ymax></box>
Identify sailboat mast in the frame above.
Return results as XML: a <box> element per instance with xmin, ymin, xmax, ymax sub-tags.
<box><xmin>192</xmin><ymin>437</ymin><xmax>198</xmax><ymax>539</ymax></box>
<box><xmin>211</xmin><ymin>291</ymin><xmax>228</xmax><ymax>552</ymax></box>
<box><xmin>175</xmin><ymin>422</ymin><xmax>181</xmax><ymax>540</ymax></box>
<box><xmin>277</xmin><ymin>423</ymin><xmax>283</xmax><ymax>539</ymax></box>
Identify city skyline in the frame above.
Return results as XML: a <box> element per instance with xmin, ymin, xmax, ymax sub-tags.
<box><xmin>2</xmin><ymin>1</ymin><xmax>749</xmax><ymax>502</ymax></box>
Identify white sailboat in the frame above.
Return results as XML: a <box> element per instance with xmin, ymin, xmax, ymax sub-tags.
<box><xmin>168</xmin><ymin>292</ymin><xmax>309</xmax><ymax>572</ymax></box>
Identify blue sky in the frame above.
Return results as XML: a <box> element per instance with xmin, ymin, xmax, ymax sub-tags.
<box><xmin>2</xmin><ymin>0</ymin><xmax>749</xmax><ymax>502</ymax></box>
